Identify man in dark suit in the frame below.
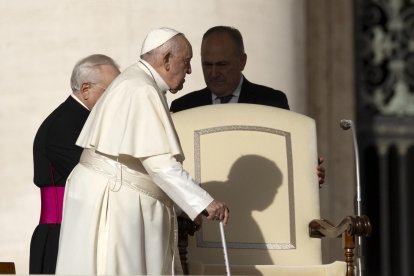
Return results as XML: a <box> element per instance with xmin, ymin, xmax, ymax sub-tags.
<box><xmin>29</xmin><ymin>54</ymin><xmax>120</xmax><ymax>274</ymax></box>
<box><xmin>170</xmin><ymin>25</ymin><xmax>289</xmax><ymax>112</ymax></box>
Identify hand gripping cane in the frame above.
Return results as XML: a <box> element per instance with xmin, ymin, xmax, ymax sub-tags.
<box><xmin>203</xmin><ymin>209</ymin><xmax>231</xmax><ymax>275</ymax></box>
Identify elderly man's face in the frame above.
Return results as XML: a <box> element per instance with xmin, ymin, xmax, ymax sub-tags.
<box><xmin>81</xmin><ymin>64</ymin><xmax>120</xmax><ymax>110</ymax></box>
<box><xmin>168</xmin><ymin>36</ymin><xmax>193</xmax><ymax>94</ymax></box>
<box><xmin>90</xmin><ymin>65</ymin><xmax>120</xmax><ymax>108</ymax></box>
<box><xmin>201</xmin><ymin>32</ymin><xmax>247</xmax><ymax>97</ymax></box>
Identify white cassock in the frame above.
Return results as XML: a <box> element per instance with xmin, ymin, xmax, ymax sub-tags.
<box><xmin>55</xmin><ymin>60</ymin><xmax>214</xmax><ymax>275</ymax></box>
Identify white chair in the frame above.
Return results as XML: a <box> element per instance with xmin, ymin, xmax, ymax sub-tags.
<box><xmin>172</xmin><ymin>104</ymin><xmax>370</xmax><ymax>276</ymax></box>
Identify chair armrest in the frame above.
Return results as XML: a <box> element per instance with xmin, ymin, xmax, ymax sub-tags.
<box><xmin>309</xmin><ymin>215</ymin><xmax>371</xmax><ymax>276</ymax></box>
<box><xmin>309</xmin><ymin>215</ymin><xmax>371</xmax><ymax>238</ymax></box>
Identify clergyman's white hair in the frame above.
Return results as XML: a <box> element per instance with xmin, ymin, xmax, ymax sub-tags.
<box><xmin>70</xmin><ymin>54</ymin><xmax>119</xmax><ymax>92</ymax></box>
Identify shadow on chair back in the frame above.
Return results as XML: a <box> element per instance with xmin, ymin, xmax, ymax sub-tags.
<box><xmin>0</xmin><ymin>262</ymin><xmax>15</xmax><ymax>274</ymax></box>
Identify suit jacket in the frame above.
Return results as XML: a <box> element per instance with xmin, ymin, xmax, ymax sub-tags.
<box><xmin>30</xmin><ymin>95</ymin><xmax>89</xmax><ymax>274</ymax></box>
<box><xmin>170</xmin><ymin>77</ymin><xmax>290</xmax><ymax>112</ymax></box>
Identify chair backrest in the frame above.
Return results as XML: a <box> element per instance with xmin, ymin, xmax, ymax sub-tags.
<box><xmin>172</xmin><ymin>104</ymin><xmax>322</xmax><ymax>270</ymax></box>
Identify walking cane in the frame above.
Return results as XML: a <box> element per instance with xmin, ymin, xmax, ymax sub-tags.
<box><xmin>219</xmin><ymin>221</ymin><xmax>231</xmax><ymax>276</ymax></box>
<box><xmin>203</xmin><ymin>209</ymin><xmax>231</xmax><ymax>275</ymax></box>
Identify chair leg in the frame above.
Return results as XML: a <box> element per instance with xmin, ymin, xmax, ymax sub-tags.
<box><xmin>0</xmin><ymin>262</ymin><xmax>15</xmax><ymax>274</ymax></box>
<box><xmin>343</xmin><ymin>233</ymin><xmax>355</xmax><ymax>276</ymax></box>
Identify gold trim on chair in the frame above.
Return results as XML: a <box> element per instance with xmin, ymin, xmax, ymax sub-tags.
<box><xmin>194</xmin><ymin>125</ymin><xmax>296</xmax><ymax>250</ymax></box>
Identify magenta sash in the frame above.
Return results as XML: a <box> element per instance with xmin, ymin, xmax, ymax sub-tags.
<box><xmin>39</xmin><ymin>187</ymin><xmax>65</xmax><ymax>224</ymax></box>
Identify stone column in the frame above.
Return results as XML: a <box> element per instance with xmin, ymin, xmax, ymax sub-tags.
<box><xmin>306</xmin><ymin>0</ymin><xmax>356</xmax><ymax>264</ymax></box>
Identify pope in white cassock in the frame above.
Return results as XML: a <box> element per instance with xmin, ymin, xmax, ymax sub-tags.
<box><xmin>55</xmin><ymin>27</ymin><xmax>230</xmax><ymax>275</ymax></box>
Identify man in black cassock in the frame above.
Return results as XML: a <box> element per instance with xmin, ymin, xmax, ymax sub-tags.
<box><xmin>29</xmin><ymin>54</ymin><xmax>120</xmax><ymax>274</ymax></box>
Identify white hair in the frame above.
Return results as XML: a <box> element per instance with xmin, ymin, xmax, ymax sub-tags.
<box><xmin>70</xmin><ymin>54</ymin><xmax>120</xmax><ymax>92</ymax></box>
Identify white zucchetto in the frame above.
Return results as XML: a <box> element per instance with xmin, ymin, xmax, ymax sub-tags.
<box><xmin>140</xmin><ymin>27</ymin><xmax>181</xmax><ymax>55</ymax></box>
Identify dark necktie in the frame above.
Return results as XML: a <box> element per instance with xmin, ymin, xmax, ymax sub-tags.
<box><xmin>218</xmin><ymin>94</ymin><xmax>233</xmax><ymax>103</ymax></box>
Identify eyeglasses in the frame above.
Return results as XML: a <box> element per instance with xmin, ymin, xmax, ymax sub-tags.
<box><xmin>90</xmin><ymin>82</ymin><xmax>107</xmax><ymax>91</ymax></box>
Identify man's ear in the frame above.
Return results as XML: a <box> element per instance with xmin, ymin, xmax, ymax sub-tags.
<box><xmin>80</xmin><ymin>82</ymin><xmax>90</xmax><ymax>100</ymax></box>
<box><xmin>163</xmin><ymin>52</ymin><xmax>172</xmax><ymax>71</ymax></box>
<box><xmin>240</xmin><ymin>53</ymin><xmax>247</xmax><ymax>71</ymax></box>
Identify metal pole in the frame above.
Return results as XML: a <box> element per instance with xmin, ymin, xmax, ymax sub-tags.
<box><xmin>340</xmin><ymin>119</ymin><xmax>363</xmax><ymax>276</ymax></box>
